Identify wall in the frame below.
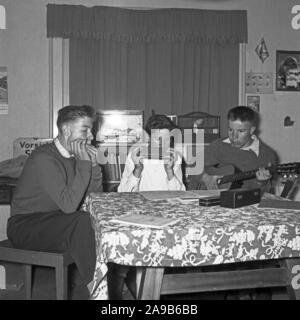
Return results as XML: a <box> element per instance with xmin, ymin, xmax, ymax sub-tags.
<box><xmin>0</xmin><ymin>0</ymin><xmax>299</xmax><ymax>163</ymax></box>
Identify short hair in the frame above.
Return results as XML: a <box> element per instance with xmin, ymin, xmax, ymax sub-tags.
<box><xmin>227</xmin><ymin>106</ymin><xmax>258</xmax><ymax>126</ymax></box>
<box><xmin>144</xmin><ymin>114</ymin><xmax>178</xmax><ymax>136</ymax></box>
<box><xmin>56</xmin><ymin>105</ymin><xmax>96</xmax><ymax>133</ymax></box>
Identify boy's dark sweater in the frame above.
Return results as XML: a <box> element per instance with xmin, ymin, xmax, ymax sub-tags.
<box><xmin>12</xmin><ymin>142</ymin><xmax>103</xmax><ymax>215</ymax></box>
<box><xmin>204</xmin><ymin>138</ymin><xmax>278</xmax><ymax>190</ymax></box>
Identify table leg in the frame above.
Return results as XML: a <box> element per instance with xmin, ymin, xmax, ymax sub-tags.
<box><xmin>280</xmin><ymin>258</ymin><xmax>300</xmax><ymax>300</ymax></box>
<box><xmin>137</xmin><ymin>267</ymin><xmax>164</xmax><ymax>300</ymax></box>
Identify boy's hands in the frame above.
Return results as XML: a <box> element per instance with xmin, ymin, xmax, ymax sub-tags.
<box><xmin>86</xmin><ymin>144</ymin><xmax>98</xmax><ymax>166</ymax></box>
<box><xmin>200</xmin><ymin>172</ymin><xmax>222</xmax><ymax>190</ymax></box>
<box><xmin>70</xmin><ymin>140</ymin><xmax>98</xmax><ymax>166</ymax></box>
<box><xmin>256</xmin><ymin>163</ymin><xmax>272</xmax><ymax>182</ymax></box>
<box><xmin>163</xmin><ymin>149</ymin><xmax>176</xmax><ymax>180</ymax></box>
<box><xmin>256</xmin><ymin>167</ymin><xmax>272</xmax><ymax>182</ymax></box>
<box><xmin>70</xmin><ymin>139</ymin><xmax>90</xmax><ymax>161</ymax></box>
<box><xmin>131</xmin><ymin>146</ymin><xmax>144</xmax><ymax>178</ymax></box>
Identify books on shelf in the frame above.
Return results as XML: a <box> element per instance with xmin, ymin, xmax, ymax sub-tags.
<box><xmin>110</xmin><ymin>213</ymin><xmax>179</xmax><ymax>229</ymax></box>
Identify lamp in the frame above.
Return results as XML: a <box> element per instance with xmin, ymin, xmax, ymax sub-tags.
<box><xmin>0</xmin><ymin>5</ymin><xmax>6</xmax><ymax>29</ymax></box>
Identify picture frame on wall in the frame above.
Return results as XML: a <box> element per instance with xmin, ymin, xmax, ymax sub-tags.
<box><xmin>276</xmin><ymin>50</ymin><xmax>300</xmax><ymax>91</ymax></box>
<box><xmin>247</xmin><ymin>95</ymin><xmax>260</xmax><ymax>112</ymax></box>
<box><xmin>95</xmin><ymin>109</ymin><xmax>143</xmax><ymax>145</ymax></box>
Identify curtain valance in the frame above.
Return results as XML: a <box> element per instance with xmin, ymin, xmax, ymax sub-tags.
<box><xmin>47</xmin><ymin>4</ymin><xmax>247</xmax><ymax>44</ymax></box>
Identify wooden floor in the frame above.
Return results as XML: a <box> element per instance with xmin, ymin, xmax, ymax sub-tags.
<box><xmin>0</xmin><ymin>262</ymin><xmax>289</xmax><ymax>300</ymax></box>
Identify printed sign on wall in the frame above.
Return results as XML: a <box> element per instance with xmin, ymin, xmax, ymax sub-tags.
<box><xmin>245</xmin><ymin>72</ymin><xmax>273</xmax><ymax>94</ymax></box>
<box><xmin>13</xmin><ymin>138</ymin><xmax>53</xmax><ymax>157</ymax></box>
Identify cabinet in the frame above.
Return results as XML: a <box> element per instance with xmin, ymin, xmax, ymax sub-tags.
<box><xmin>176</xmin><ymin>112</ymin><xmax>220</xmax><ymax>187</ymax></box>
<box><xmin>177</xmin><ymin>111</ymin><xmax>220</xmax><ymax>144</ymax></box>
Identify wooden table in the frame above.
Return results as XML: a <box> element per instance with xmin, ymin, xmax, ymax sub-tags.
<box><xmin>83</xmin><ymin>192</ymin><xmax>300</xmax><ymax>300</ymax></box>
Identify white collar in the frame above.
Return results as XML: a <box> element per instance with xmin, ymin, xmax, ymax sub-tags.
<box><xmin>54</xmin><ymin>137</ymin><xmax>74</xmax><ymax>158</ymax></box>
<box><xmin>223</xmin><ymin>135</ymin><xmax>260</xmax><ymax>156</ymax></box>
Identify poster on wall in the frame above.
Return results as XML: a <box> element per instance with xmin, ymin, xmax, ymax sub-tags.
<box><xmin>245</xmin><ymin>72</ymin><xmax>273</xmax><ymax>94</ymax></box>
<box><xmin>95</xmin><ymin>110</ymin><xmax>143</xmax><ymax>144</ymax></box>
<box><xmin>276</xmin><ymin>50</ymin><xmax>300</xmax><ymax>91</ymax></box>
<box><xmin>0</xmin><ymin>66</ymin><xmax>8</xmax><ymax>114</ymax></box>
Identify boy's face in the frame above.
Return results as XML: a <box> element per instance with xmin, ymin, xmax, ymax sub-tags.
<box><xmin>64</xmin><ymin>116</ymin><xmax>94</xmax><ymax>148</ymax></box>
<box><xmin>150</xmin><ymin>129</ymin><xmax>172</xmax><ymax>150</ymax></box>
<box><xmin>228</xmin><ymin>119</ymin><xmax>255</xmax><ymax>149</ymax></box>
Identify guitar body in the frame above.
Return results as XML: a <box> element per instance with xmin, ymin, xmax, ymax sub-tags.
<box><xmin>205</xmin><ymin>164</ymin><xmax>243</xmax><ymax>190</ymax></box>
<box><xmin>187</xmin><ymin>164</ymin><xmax>240</xmax><ymax>190</ymax></box>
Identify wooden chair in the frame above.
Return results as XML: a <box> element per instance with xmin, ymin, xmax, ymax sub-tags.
<box><xmin>0</xmin><ymin>239</ymin><xmax>73</xmax><ymax>300</ymax></box>
<box><xmin>0</xmin><ymin>181</ymin><xmax>74</xmax><ymax>300</ymax></box>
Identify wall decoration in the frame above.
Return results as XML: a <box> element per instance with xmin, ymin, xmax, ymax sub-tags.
<box><xmin>245</xmin><ymin>72</ymin><xmax>273</xmax><ymax>94</ymax></box>
<box><xmin>247</xmin><ymin>95</ymin><xmax>260</xmax><ymax>113</ymax></box>
<box><xmin>95</xmin><ymin>110</ymin><xmax>143</xmax><ymax>144</ymax></box>
<box><xmin>0</xmin><ymin>66</ymin><xmax>8</xmax><ymax>114</ymax></box>
<box><xmin>255</xmin><ymin>38</ymin><xmax>269</xmax><ymax>63</ymax></box>
<box><xmin>276</xmin><ymin>50</ymin><xmax>300</xmax><ymax>91</ymax></box>
<box><xmin>13</xmin><ymin>138</ymin><xmax>53</xmax><ymax>157</ymax></box>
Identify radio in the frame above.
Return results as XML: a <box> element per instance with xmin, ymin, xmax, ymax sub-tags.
<box><xmin>220</xmin><ymin>188</ymin><xmax>261</xmax><ymax>208</ymax></box>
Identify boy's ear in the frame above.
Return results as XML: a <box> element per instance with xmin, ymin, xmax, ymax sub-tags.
<box><xmin>62</xmin><ymin>123</ymin><xmax>71</xmax><ymax>137</ymax></box>
<box><xmin>250</xmin><ymin>126</ymin><xmax>256</xmax><ymax>135</ymax></box>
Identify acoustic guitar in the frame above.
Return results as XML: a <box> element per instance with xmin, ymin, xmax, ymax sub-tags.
<box><xmin>193</xmin><ymin>162</ymin><xmax>300</xmax><ymax>190</ymax></box>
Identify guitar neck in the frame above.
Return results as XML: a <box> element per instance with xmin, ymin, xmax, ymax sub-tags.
<box><xmin>217</xmin><ymin>170</ymin><xmax>257</xmax><ymax>185</ymax></box>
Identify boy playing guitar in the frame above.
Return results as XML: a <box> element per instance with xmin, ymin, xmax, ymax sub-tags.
<box><xmin>198</xmin><ymin>106</ymin><xmax>278</xmax><ymax>191</ymax></box>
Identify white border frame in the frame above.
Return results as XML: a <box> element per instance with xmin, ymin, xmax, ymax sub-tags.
<box><xmin>49</xmin><ymin>38</ymin><xmax>69</xmax><ymax>138</ymax></box>
<box><xmin>239</xmin><ymin>43</ymin><xmax>246</xmax><ymax>105</ymax></box>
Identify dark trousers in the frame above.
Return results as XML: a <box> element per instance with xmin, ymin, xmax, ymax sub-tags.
<box><xmin>7</xmin><ymin>210</ymin><xmax>96</xmax><ymax>286</ymax></box>
<box><xmin>107</xmin><ymin>263</ymin><xmax>137</xmax><ymax>300</ymax></box>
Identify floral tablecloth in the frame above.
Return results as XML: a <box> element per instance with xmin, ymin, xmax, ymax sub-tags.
<box><xmin>82</xmin><ymin>192</ymin><xmax>300</xmax><ymax>299</ymax></box>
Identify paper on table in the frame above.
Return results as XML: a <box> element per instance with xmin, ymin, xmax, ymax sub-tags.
<box><xmin>140</xmin><ymin>189</ymin><xmax>226</xmax><ymax>201</ymax></box>
<box><xmin>110</xmin><ymin>213</ymin><xmax>179</xmax><ymax>229</ymax></box>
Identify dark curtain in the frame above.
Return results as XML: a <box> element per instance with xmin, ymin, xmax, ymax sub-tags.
<box><xmin>47</xmin><ymin>4</ymin><xmax>247</xmax><ymax>136</ymax></box>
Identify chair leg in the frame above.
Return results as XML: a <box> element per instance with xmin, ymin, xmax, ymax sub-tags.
<box><xmin>55</xmin><ymin>264</ymin><xmax>68</xmax><ymax>300</ymax></box>
<box><xmin>23</xmin><ymin>264</ymin><xmax>32</xmax><ymax>300</ymax></box>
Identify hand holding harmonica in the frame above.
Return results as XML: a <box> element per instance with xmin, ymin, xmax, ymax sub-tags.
<box><xmin>70</xmin><ymin>139</ymin><xmax>90</xmax><ymax>162</ymax></box>
<box><xmin>131</xmin><ymin>145</ymin><xmax>144</xmax><ymax>178</ymax></box>
<box><xmin>86</xmin><ymin>144</ymin><xmax>98</xmax><ymax>166</ymax></box>
<box><xmin>163</xmin><ymin>149</ymin><xmax>176</xmax><ymax>180</ymax></box>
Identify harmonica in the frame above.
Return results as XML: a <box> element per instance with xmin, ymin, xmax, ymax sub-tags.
<box><xmin>139</xmin><ymin>144</ymin><xmax>173</xmax><ymax>160</ymax></box>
